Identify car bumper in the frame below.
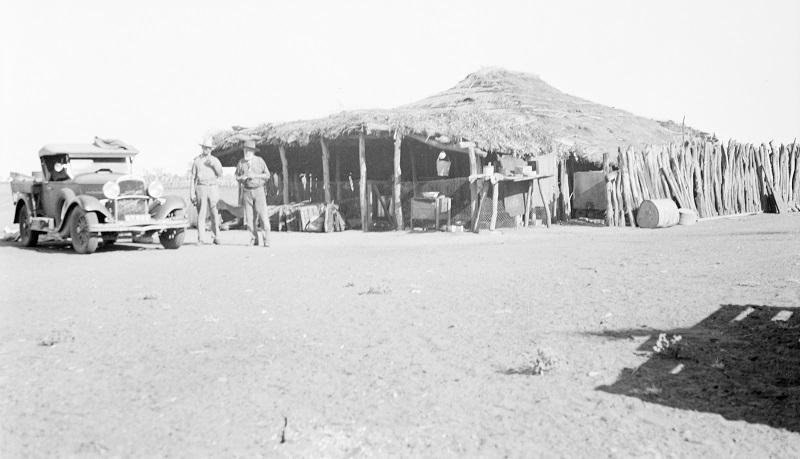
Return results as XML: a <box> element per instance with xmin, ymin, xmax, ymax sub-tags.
<box><xmin>88</xmin><ymin>218</ymin><xmax>188</xmax><ymax>233</ymax></box>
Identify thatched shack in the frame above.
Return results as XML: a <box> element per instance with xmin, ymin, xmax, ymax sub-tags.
<box><xmin>211</xmin><ymin>67</ymin><xmax>692</xmax><ymax>231</ymax></box>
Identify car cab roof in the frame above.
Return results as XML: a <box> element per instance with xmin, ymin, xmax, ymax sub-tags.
<box><xmin>39</xmin><ymin>143</ymin><xmax>139</xmax><ymax>158</ymax></box>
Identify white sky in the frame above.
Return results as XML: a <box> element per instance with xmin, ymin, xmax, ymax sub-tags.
<box><xmin>2</xmin><ymin>0</ymin><xmax>798</xmax><ymax>176</ymax></box>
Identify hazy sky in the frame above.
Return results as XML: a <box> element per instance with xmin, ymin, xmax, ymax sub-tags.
<box><xmin>2</xmin><ymin>0</ymin><xmax>798</xmax><ymax>176</ymax></box>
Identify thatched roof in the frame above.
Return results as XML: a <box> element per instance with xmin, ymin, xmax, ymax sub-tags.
<box><xmin>212</xmin><ymin>67</ymin><xmax>703</xmax><ymax>161</ymax></box>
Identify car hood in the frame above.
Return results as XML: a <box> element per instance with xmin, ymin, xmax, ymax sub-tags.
<box><xmin>71</xmin><ymin>172</ymin><xmax>135</xmax><ymax>185</ymax></box>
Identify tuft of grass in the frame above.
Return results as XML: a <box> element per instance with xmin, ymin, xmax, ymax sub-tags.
<box><xmin>358</xmin><ymin>285</ymin><xmax>391</xmax><ymax>295</ymax></box>
<box><xmin>504</xmin><ymin>348</ymin><xmax>559</xmax><ymax>376</ymax></box>
<box><xmin>38</xmin><ymin>329</ymin><xmax>75</xmax><ymax>347</ymax></box>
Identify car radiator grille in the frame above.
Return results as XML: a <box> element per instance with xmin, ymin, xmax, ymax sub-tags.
<box><xmin>119</xmin><ymin>179</ymin><xmax>146</xmax><ymax>196</ymax></box>
<box><xmin>115</xmin><ymin>198</ymin><xmax>148</xmax><ymax>219</ymax></box>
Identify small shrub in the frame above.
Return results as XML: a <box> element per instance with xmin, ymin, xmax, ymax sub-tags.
<box><xmin>652</xmin><ymin>333</ymin><xmax>684</xmax><ymax>359</ymax></box>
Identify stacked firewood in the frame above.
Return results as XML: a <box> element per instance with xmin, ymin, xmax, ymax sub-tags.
<box><xmin>604</xmin><ymin>140</ymin><xmax>800</xmax><ymax>226</ymax></box>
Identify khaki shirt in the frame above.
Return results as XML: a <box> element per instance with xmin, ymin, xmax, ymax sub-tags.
<box><xmin>235</xmin><ymin>156</ymin><xmax>270</xmax><ymax>189</ymax></box>
<box><xmin>191</xmin><ymin>154</ymin><xmax>223</xmax><ymax>185</ymax></box>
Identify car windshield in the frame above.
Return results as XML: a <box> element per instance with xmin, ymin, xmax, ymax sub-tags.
<box><xmin>69</xmin><ymin>157</ymin><xmax>132</xmax><ymax>175</ymax></box>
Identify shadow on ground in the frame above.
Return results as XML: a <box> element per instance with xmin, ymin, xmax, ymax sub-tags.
<box><xmin>590</xmin><ymin>304</ymin><xmax>800</xmax><ymax>432</ymax></box>
<box><xmin>0</xmin><ymin>239</ymin><xmax>146</xmax><ymax>253</ymax></box>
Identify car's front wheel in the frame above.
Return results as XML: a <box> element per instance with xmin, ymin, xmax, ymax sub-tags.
<box><xmin>69</xmin><ymin>208</ymin><xmax>99</xmax><ymax>254</ymax></box>
<box><xmin>18</xmin><ymin>201</ymin><xmax>39</xmax><ymax>247</ymax></box>
<box><xmin>159</xmin><ymin>209</ymin><xmax>185</xmax><ymax>250</ymax></box>
<box><xmin>159</xmin><ymin>229</ymin><xmax>185</xmax><ymax>249</ymax></box>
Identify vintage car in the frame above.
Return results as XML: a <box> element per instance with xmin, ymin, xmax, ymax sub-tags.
<box><xmin>10</xmin><ymin>140</ymin><xmax>188</xmax><ymax>254</ymax></box>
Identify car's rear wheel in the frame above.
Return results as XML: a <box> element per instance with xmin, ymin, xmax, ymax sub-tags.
<box><xmin>70</xmin><ymin>208</ymin><xmax>99</xmax><ymax>254</ymax></box>
<box><xmin>18</xmin><ymin>202</ymin><xmax>39</xmax><ymax>247</ymax></box>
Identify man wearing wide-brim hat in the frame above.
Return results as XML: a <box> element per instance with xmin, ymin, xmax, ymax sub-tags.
<box><xmin>191</xmin><ymin>136</ymin><xmax>224</xmax><ymax>244</ymax></box>
<box><xmin>235</xmin><ymin>139</ymin><xmax>271</xmax><ymax>247</ymax></box>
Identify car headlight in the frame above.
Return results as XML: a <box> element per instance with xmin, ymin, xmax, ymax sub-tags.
<box><xmin>102</xmin><ymin>181</ymin><xmax>120</xmax><ymax>199</ymax></box>
<box><xmin>147</xmin><ymin>181</ymin><xmax>164</xmax><ymax>198</ymax></box>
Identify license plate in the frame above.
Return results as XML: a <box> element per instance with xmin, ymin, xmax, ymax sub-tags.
<box><xmin>124</xmin><ymin>214</ymin><xmax>152</xmax><ymax>222</ymax></box>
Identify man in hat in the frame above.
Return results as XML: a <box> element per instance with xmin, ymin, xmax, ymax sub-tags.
<box><xmin>190</xmin><ymin>136</ymin><xmax>224</xmax><ymax>244</ymax></box>
<box><xmin>235</xmin><ymin>139</ymin><xmax>271</xmax><ymax>247</ymax></box>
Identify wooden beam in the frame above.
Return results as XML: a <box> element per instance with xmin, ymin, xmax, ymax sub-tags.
<box><xmin>320</xmin><ymin>138</ymin><xmax>332</xmax><ymax>204</ymax></box>
<box><xmin>393</xmin><ymin>132</ymin><xmax>404</xmax><ymax>230</ymax></box>
<box><xmin>279</xmin><ymin>145</ymin><xmax>290</xmax><ymax>205</ymax></box>
<box><xmin>359</xmin><ymin>133</ymin><xmax>368</xmax><ymax>231</ymax></box>
<box><xmin>405</xmin><ymin>134</ymin><xmax>488</xmax><ymax>157</ymax></box>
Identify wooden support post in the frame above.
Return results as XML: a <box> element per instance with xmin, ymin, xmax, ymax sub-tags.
<box><xmin>319</xmin><ymin>138</ymin><xmax>332</xmax><ymax>204</ymax></box>
<box><xmin>615</xmin><ymin>168</ymin><xmax>624</xmax><ymax>225</ymax></box>
<box><xmin>793</xmin><ymin>144</ymin><xmax>800</xmax><ymax>206</ymax></box>
<box><xmin>468</xmin><ymin>146</ymin><xmax>478</xmax><ymax>221</ymax></box>
<box><xmin>359</xmin><ymin>134</ymin><xmax>368</xmax><ymax>231</ymax></box>
<box><xmin>620</xmin><ymin>147</ymin><xmax>637</xmax><ymax>226</ymax></box>
<box><xmin>559</xmin><ymin>157</ymin><xmax>571</xmax><ymax>221</ymax></box>
<box><xmin>393</xmin><ymin>132</ymin><xmax>404</xmax><ymax>230</ymax></box>
<box><xmin>292</xmin><ymin>174</ymin><xmax>300</xmax><ymax>203</ymax></box>
<box><xmin>537</xmin><ymin>178</ymin><xmax>552</xmax><ymax>228</ymax></box>
<box><xmin>372</xmin><ymin>183</ymin><xmax>393</xmax><ymax>226</ymax></box>
<box><xmin>525</xmin><ymin>180</ymin><xmax>534</xmax><ymax>227</ymax></box>
<box><xmin>603</xmin><ymin>153</ymin><xmax>612</xmax><ymax>226</ymax></box>
<box><xmin>471</xmin><ymin>181</ymin><xmax>489</xmax><ymax>233</ymax></box>
<box><xmin>279</xmin><ymin>145</ymin><xmax>290</xmax><ymax>205</ymax></box>
<box><xmin>410</xmin><ymin>147</ymin><xmax>418</xmax><ymax>196</ymax></box>
<box><xmin>490</xmin><ymin>180</ymin><xmax>499</xmax><ymax>231</ymax></box>
<box><xmin>610</xmin><ymin>175</ymin><xmax>619</xmax><ymax>226</ymax></box>
<box><xmin>334</xmin><ymin>144</ymin><xmax>341</xmax><ymax>203</ymax></box>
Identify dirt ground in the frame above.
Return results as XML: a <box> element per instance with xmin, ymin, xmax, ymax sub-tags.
<box><xmin>1</xmin><ymin>187</ymin><xmax>799</xmax><ymax>457</ymax></box>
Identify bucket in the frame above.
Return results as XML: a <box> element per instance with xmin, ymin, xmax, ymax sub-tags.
<box><xmin>678</xmin><ymin>209</ymin><xmax>697</xmax><ymax>225</ymax></box>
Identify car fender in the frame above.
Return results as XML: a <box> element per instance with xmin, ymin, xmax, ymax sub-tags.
<box><xmin>57</xmin><ymin>194</ymin><xmax>112</xmax><ymax>233</ymax></box>
<box><xmin>13</xmin><ymin>195</ymin><xmax>36</xmax><ymax>223</ymax></box>
<box><xmin>54</xmin><ymin>188</ymin><xmax>77</xmax><ymax>227</ymax></box>
<box><xmin>151</xmin><ymin>194</ymin><xmax>186</xmax><ymax>220</ymax></box>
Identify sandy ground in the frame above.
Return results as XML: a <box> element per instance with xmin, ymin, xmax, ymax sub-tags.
<box><xmin>1</xmin><ymin>187</ymin><xmax>800</xmax><ymax>457</ymax></box>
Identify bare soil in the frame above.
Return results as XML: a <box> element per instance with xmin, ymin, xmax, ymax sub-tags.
<box><xmin>1</xmin><ymin>187</ymin><xmax>799</xmax><ymax>457</ymax></box>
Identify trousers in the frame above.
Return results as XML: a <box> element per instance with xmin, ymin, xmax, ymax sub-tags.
<box><xmin>241</xmin><ymin>187</ymin><xmax>270</xmax><ymax>244</ymax></box>
<box><xmin>195</xmin><ymin>184</ymin><xmax>220</xmax><ymax>242</ymax></box>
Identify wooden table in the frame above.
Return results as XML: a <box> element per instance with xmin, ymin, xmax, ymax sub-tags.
<box><xmin>410</xmin><ymin>195</ymin><xmax>452</xmax><ymax>231</ymax></box>
<box><xmin>469</xmin><ymin>173</ymin><xmax>554</xmax><ymax>232</ymax></box>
